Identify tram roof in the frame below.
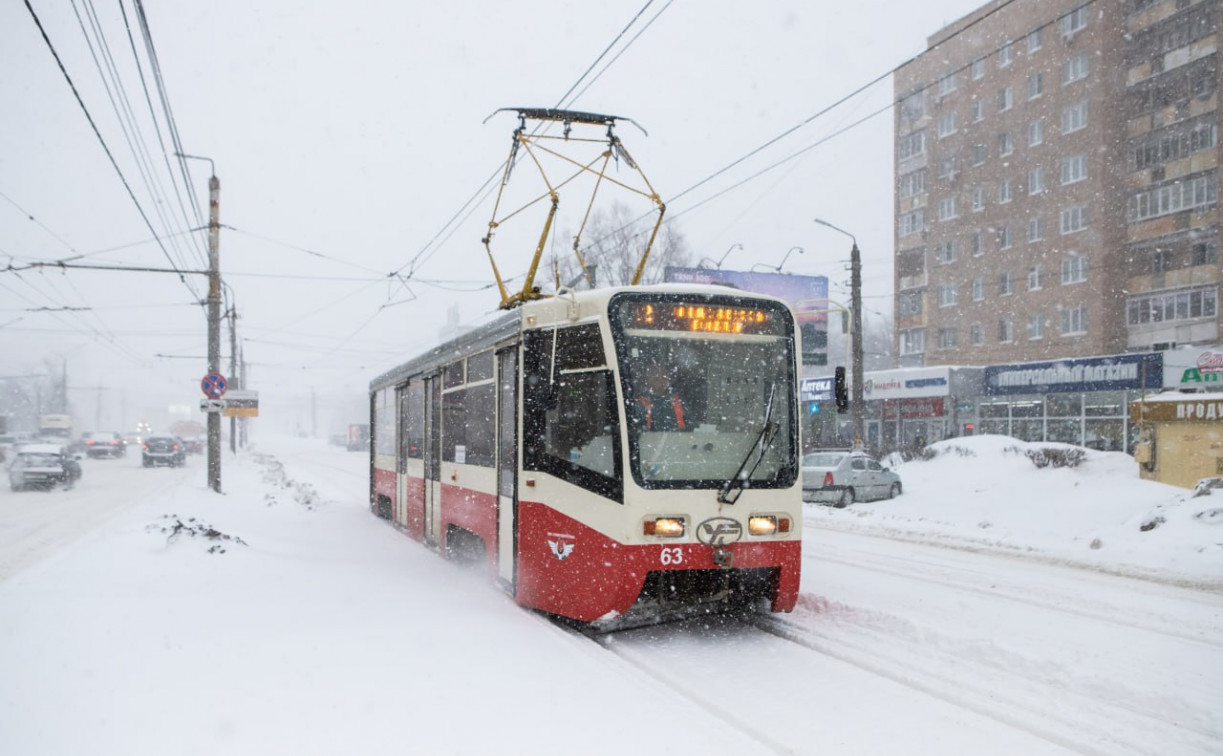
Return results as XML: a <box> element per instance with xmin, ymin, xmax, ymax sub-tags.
<box><xmin>368</xmin><ymin>283</ymin><xmax>792</xmax><ymax>391</ymax></box>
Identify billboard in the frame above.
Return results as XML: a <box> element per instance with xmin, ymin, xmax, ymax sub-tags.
<box><xmin>664</xmin><ymin>267</ymin><xmax>830</xmax><ymax>364</ymax></box>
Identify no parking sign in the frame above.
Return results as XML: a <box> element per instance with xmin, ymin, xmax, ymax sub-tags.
<box><xmin>201</xmin><ymin>372</ymin><xmax>228</xmax><ymax>399</ymax></box>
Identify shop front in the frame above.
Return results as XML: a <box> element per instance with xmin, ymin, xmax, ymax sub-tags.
<box><xmin>980</xmin><ymin>353</ymin><xmax>1163</xmax><ymax>452</ymax></box>
<box><xmin>862</xmin><ymin>366</ymin><xmax>984</xmax><ymax>454</ymax></box>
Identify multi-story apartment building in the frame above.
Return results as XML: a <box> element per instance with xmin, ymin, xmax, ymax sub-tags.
<box><xmin>894</xmin><ymin>0</ymin><xmax>1219</xmax><ymax>369</ymax></box>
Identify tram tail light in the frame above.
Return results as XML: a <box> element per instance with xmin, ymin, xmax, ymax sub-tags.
<box><xmin>644</xmin><ymin>517</ymin><xmax>685</xmax><ymax>538</ymax></box>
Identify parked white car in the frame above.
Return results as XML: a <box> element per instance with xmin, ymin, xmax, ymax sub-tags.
<box><xmin>802</xmin><ymin>449</ymin><xmax>902</xmax><ymax>507</ymax></box>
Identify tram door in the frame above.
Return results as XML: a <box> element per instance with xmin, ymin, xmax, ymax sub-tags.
<box><xmin>395</xmin><ymin>384</ymin><xmax>410</xmax><ymax>528</ymax></box>
<box><xmin>423</xmin><ymin>375</ymin><xmax>442</xmax><ymax>546</ymax></box>
<box><xmin>495</xmin><ymin>347</ymin><xmax>518</xmax><ymax>588</ymax></box>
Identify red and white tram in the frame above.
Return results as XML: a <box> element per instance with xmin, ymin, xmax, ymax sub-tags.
<box><xmin>369</xmin><ymin>284</ymin><xmax>802</xmax><ymax>628</ymax></box>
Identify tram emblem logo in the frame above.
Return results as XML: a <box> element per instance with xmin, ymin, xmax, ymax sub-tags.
<box><xmin>547</xmin><ymin>533</ymin><xmax>575</xmax><ymax>561</ymax></box>
<box><xmin>696</xmin><ymin>517</ymin><xmax>743</xmax><ymax>547</ymax></box>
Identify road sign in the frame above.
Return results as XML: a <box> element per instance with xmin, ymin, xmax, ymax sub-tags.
<box><xmin>201</xmin><ymin>373</ymin><xmax>228</xmax><ymax>398</ymax></box>
<box><xmin>222</xmin><ymin>389</ymin><xmax>259</xmax><ymax>418</ymax></box>
<box><xmin>200</xmin><ymin>398</ymin><xmax>226</xmax><ymax>413</ymax></box>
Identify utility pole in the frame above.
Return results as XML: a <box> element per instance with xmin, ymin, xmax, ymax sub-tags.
<box><xmin>849</xmin><ymin>240</ymin><xmax>864</xmax><ymax>448</ymax></box>
<box><xmin>814</xmin><ymin>217</ymin><xmax>866</xmax><ymax>448</ymax></box>
<box><xmin>228</xmin><ymin>303</ymin><xmax>237</xmax><ymax>454</ymax></box>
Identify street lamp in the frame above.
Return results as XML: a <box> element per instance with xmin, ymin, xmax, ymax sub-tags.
<box><xmin>813</xmin><ymin>217</ymin><xmax>864</xmax><ymax>449</ymax></box>
<box><xmin>698</xmin><ymin>242</ymin><xmax>743</xmax><ymax>270</ymax></box>
<box><xmin>750</xmin><ymin>246</ymin><xmax>804</xmax><ymax>273</ymax></box>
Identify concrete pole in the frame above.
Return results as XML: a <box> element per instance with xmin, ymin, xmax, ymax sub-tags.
<box><xmin>207</xmin><ymin>173</ymin><xmax>222</xmax><ymax>492</ymax></box>
<box><xmin>229</xmin><ymin>304</ymin><xmax>237</xmax><ymax>455</ymax></box>
<box><xmin>850</xmin><ymin>241</ymin><xmax>865</xmax><ymax>449</ymax></box>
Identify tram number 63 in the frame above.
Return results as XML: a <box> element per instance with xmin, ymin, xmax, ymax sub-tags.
<box><xmin>660</xmin><ymin>547</ymin><xmax>684</xmax><ymax>565</ymax></box>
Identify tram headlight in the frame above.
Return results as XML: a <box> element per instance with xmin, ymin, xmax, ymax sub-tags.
<box><xmin>748</xmin><ymin>515</ymin><xmax>778</xmax><ymax>536</ymax></box>
<box><xmin>644</xmin><ymin>517</ymin><xmax>685</xmax><ymax>538</ymax></box>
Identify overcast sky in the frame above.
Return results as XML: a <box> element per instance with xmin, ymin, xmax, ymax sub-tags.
<box><xmin>2</xmin><ymin>0</ymin><xmax>986</xmax><ymax>434</ymax></box>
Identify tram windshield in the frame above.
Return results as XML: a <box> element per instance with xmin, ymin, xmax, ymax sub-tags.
<box><xmin>610</xmin><ymin>294</ymin><xmax>798</xmax><ymax>490</ymax></box>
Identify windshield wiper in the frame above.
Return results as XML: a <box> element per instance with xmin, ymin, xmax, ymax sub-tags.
<box><xmin>718</xmin><ymin>382</ymin><xmax>779</xmax><ymax>504</ymax></box>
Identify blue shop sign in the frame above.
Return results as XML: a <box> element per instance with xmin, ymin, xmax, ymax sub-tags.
<box><xmin>801</xmin><ymin>377</ymin><xmax>833</xmax><ymax>402</ymax></box>
<box><xmin>985</xmin><ymin>353</ymin><xmax>1163</xmax><ymax>395</ymax></box>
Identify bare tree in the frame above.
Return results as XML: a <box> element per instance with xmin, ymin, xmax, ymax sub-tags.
<box><xmin>553</xmin><ymin>202</ymin><xmax>692</xmax><ymax>289</ymax></box>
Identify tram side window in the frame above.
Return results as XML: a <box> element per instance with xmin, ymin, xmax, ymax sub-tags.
<box><xmin>523</xmin><ymin>328</ymin><xmax>622</xmax><ymax>502</ymax></box>
<box><xmin>442</xmin><ymin>385</ymin><xmax>494</xmax><ymax>467</ymax></box>
<box><xmin>405</xmin><ymin>380</ymin><xmax>424</xmax><ymax>459</ymax></box>
<box><xmin>374</xmin><ymin>387</ymin><xmax>395</xmax><ymax>457</ymax></box>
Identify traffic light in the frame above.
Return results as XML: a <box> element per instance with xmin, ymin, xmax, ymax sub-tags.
<box><xmin>834</xmin><ymin>366</ymin><xmax>849</xmax><ymax>414</ymax></box>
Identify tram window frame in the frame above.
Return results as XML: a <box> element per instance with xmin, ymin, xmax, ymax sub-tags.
<box><xmin>443</xmin><ymin>361</ymin><xmax>464</xmax><ymax>390</ymax></box>
<box><xmin>374</xmin><ymin>387</ymin><xmax>396</xmax><ymax>457</ymax></box>
<box><xmin>442</xmin><ymin>384</ymin><xmax>495</xmax><ymax>467</ymax></box>
<box><xmin>467</xmin><ymin>350</ymin><xmax>494</xmax><ymax>383</ymax></box>
<box><xmin>522</xmin><ymin>327</ymin><xmax>623</xmax><ymax>503</ymax></box>
<box><xmin>404</xmin><ymin>379</ymin><xmax>425</xmax><ymax>460</ymax></box>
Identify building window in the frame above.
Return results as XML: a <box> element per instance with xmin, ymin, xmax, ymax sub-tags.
<box><xmin>1133</xmin><ymin>118</ymin><xmax>1219</xmax><ymax>171</ymax></box>
<box><xmin>898</xmin><ymin>169</ymin><xmax>926</xmax><ymax>200</ymax></box>
<box><xmin>937</xmin><ymin>157</ymin><xmax>958</xmax><ymax>179</ymax></box>
<box><xmin>1027</xmin><ymin>314</ymin><xmax>1044</xmax><ymax>340</ymax></box>
<box><xmin>971</xmin><ymin>322</ymin><xmax>985</xmax><ymax>346</ymax></box>
<box><xmin>1127</xmin><ymin>287</ymin><xmax>1218</xmax><ymax>325</ymax></box>
<box><xmin>971</xmin><ymin>229</ymin><xmax>984</xmax><ymax>256</ymax></box>
<box><xmin>999</xmin><ymin>223</ymin><xmax>1013</xmax><ymax>249</ymax></box>
<box><xmin>999</xmin><ymin>42</ymin><xmax>1014</xmax><ymax>68</ymax></box>
<box><xmin>1130</xmin><ymin>174</ymin><xmax>1218</xmax><ymax>222</ymax></box>
<box><xmin>972</xmin><ymin>143</ymin><xmax>987</xmax><ymax>166</ymax></box>
<box><xmin>1062</xmin><ymin>254</ymin><xmax>1088</xmax><ymax>284</ymax></box>
<box><xmin>938</xmin><ymin>283</ymin><xmax>958</xmax><ymax>307</ymax></box>
<box><xmin>899</xmin><ymin>129</ymin><xmax>926</xmax><ymax>160</ymax></box>
<box><xmin>938</xmin><ymin>111</ymin><xmax>958</xmax><ymax>138</ymax></box>
<box><xmin>900</xmin><ymin>91</ymin><xmax>926</xmax><ymax>123</ymax></box>
<box><xmin>938</xmin><ymin>328</ymin><xmax>959</xmax><ymax>350</ymax></box>
<box><xmin>1060</xmin><ymin>5</ymin><xmax>1089</xmax><ymax>39</ymax></box>
<box><xmin>1061</xmin><ymin>205</ymin><xmax>1089</xmax><ymax>234</ymax></box>
<box><xmin>972</xmin><ymin>276</ymin><xmax>985</xmax><ymax>301</ymax></box>
<box><xmin>999</xmin><ymin>270</ymin><xmax>1014</xmax><ymax>296</ymax></box>
<box><xmin>939</xmin><ymin>72</ymin><xmax>958</xmax><ymax>96</ymax></box>
<box><xmin>899</xmin><ymin>290</ymin><xmax>923</xmax><ymax>317</ymax></box>
<box><xmin>998</xmin><ymin>132</ymin><xmax>1014</xmax><ymax>157</ymax></box>
<box><xmin>998</xmin><ymin>318</ymin><xmax>1014</xmax><ymax>343</ymax></box>
<box><xmin>1027</xmin><ymin>73</ymin><xmax>1044</xmax><ymax>100</ymax></box>
<box><xmin>998</xmin><ymin>179</ymin><xmax>1014</xmax><ymax>204</ymax></box>
<box><xmin>972</xmin><ymin>98</ymin><xmax>985</xmax><ymax>122</ymax></box>
<box><xmin>1062</xmin><ymin>54</ymin><xmax>1089</xmax><ymax>85</ymax></box>
<box><xmin>900</xmin><ymin>328</ymin><xmax>925</xmax><ymax>356</ymax></box>
<box><xmin>1028</xmin><ymin>120</ymin><xmax>1043</xmax><ymax>147</ymax></box>
<box><xmin>1060</xmin><ymin>154</ymin><xmax>1088</xmax><ymax>185</ymax></box>
<box><xmin>972</xmin><ymin>187</ymin><xmax>986</xmax><ymax>212</ymax></box>
<box><xmin>1028</xmin><ymin>166</ymin><xmax>1045</xmax><ymax>195</ymax></box>
<box><xmin>1061</xmin><ymin>304</ymin><xmax>1087</xmax><ymax>335</ymax></box>
<box><xmin>1027</xmin><ymin>28</ymin><xmax>1043</xmax><ymax>53</ymax></box>
<box><xmin>934</xmin><ymin>239</ymin><xmax>959</xmax><ymax>264</ymax></box>
<box><xmin>1028</xmin><ymin>217</ymin><xmax>1045</xmax><ymax>243</ymax></box>
<box><xmin>1192</xmin><ymin>240</ymin><xmax>1219</xmax><ymax>266</ymax></box>
<box><xmin>899</xmin><ymin>209</ymin><xmax>926</xmax><ymax>237</ymax></box>
<box><xmin>1062</xmin><ymin>102</ymin><xmax>1088</xmax><ymax>133</ymax></box>
<box><xmin>938</xmin><ymin>196</ymin><xmax>959</xmax><ymax>221</ymax></box>
<box><xmin>998</xmin><ymin>86</ymin><xmax>1014</xmax><ymax>112</ymax></box>
<box><xmin>971</xmin><ymin>57</ymin><xmax>986</xmax><ymax>80</ymax></box>
<box><xmin>1027</xmin><ymin>264</ymin><xmax>1044</xmax><ymax>290</ymax></box>
<box><xmin>1151</xmin><ymin>248</ymin><xmax>1173</xmax><ymax>273</ymax></box>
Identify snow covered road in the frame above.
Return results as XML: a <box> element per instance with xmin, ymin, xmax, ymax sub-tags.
<box><xmin>0</xmin><ymin>436</ymin><xmax>1219</xmax><ymax>755</ymax></box>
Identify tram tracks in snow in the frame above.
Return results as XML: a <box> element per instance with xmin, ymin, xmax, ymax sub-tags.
<box><xmin>579</xmin><ymin>608</ymin><xmax>1220</xmax><ymax>756</ymax></box>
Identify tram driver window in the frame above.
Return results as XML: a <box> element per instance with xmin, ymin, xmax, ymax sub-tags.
<box><xmin>523</xmin><ymin>327</ymin><xmax>622</xmax><ymax>502</ymax></box>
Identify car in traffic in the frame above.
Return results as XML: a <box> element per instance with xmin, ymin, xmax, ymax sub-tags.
<box><xmin>801</xmin><ymin>449</ymin><xmax>902</xmax><ymax>507</ymax></box>
<box><xmin>81</xmin><ymin>431</ymin><xmax>126</xmax><ymax>459</ymax></box>
<box><xmin>142</xmin><ymin>434</ymin><xmax>186</xmax><ymax>468</ymax></box>
<box><xmin>8</xmin><ymin>443</ymin><xmax>83</xmax><ymax>491</ymax></box>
